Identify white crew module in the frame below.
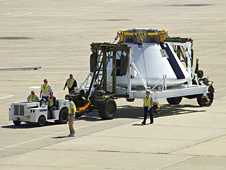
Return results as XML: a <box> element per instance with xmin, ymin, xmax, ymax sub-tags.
<box><xmin>106</xmin><ymin>28</ymin><xmax>190</xmax><ymax>89</ymax></box>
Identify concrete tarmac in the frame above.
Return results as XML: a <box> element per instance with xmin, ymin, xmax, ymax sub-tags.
<box><xmin>0</xmin><ymin>0</ymin><xmax>226</xmax><ymax>169</ymax></box>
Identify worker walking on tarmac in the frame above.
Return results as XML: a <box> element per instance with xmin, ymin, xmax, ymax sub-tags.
<box><xmin>27</xmin><ymin>91</ymin><xmax>40</xmax><ymax>102</ymax></box>
<box><xmin>40</xmin><ymin>79</ymin><xmax>52</xmax><ymax>101</ymax></box>
<box><xmin>142</xmin><ymin>90</ymin><xmax>154</xmax><ymax>125</ymax></box>
<box><xmin>63</xmin><ymin>74</ymin><xmax>77</xmax><ymax>94</ymax></box>
<box><xmin>68</xmin><ymin>97</ymin><xmax>76</xmax><ymax>137</ymax></box>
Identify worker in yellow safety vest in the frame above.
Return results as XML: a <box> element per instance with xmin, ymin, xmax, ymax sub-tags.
<box><xmin>48</xmin><ymin>91</ymin><xmax>57</xmax><ymax>119</ymax></box>
<box><xmin>67</xmin><ymin>97</ymin><xmax>76</xmax><ymax>137</ymax></box>
<box><xmin>142</xmin><ymin>90</ymin><xmax>154</xmax><ymax>125</ymax></box>
<box><xmin>40</xmin><ymin>79</ymin><xmax>52</xmax><ymax>101</ymax></box>
<box><xmin>63</xmin><ymin>74</ymin><xmax>77</xmax><ymax>94</ymax></box>
<box><xmin>27</xmin><ymin>91</ymin><xmax>40</xmax><ymax>102</ymax></box>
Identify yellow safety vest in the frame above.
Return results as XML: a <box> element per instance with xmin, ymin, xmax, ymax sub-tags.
<box><xmin>29</xmin><ymin>94</ymin><xmax>37</xmax><ymax>102</ymax></box>
<box><xmin>68</xmin><ymin>101</ymin><xmax>76</xmax><ymax>114</ymax></box>
<box><xmin>67</xmin><ymin>79</ymin><xmax>74</xmax><ymax>88</ymax></box>
<box><xmin>41</xmin><ymin>84</ymin><xmax>49</xmax><ymax>93</ymax></box>
<box><xmin>48</xmin><ymin>96</ymin><xmax>56</xmax><ymax>107</ymax></box>
<box><xmin>144</xmin><ymin>96</ymin><xmax>152</xmax><ymax>106</ymax></box>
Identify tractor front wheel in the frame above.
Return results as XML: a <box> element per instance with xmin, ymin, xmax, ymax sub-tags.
<box><xmin>37</xmin><ymin>116</ymin><xmax>46</xmax><ymax>126</ymax></box>
<box><xmin>13</xmin><ymin>120</ymin><xmax>21</xmax><ymax>126</ymax></box>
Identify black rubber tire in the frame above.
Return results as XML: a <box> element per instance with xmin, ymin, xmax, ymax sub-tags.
<box><xmin>38</xmin><ymin>116</ymin><xmax>46</xmax><ymax>126</ymax></box>
<box><xmin>126</xmin><ymin>98</ymin><xmax>135</xmax><ymax>102</ymax></box>
<box><xmin>13</xmin><ymin>121</ymin><xmax>21</xmax><ymax>126</ymax></box>
<box><xmin>197</xmin><ymin>86</ymin><xmax>214</xmax><ymax>107</ymax></box>
<box><xmin>98</xmin><ymin>99</ymin><xmax>117</xmax><ymax>120</ymax></box>
<box><xmin>58</xmin><ymin>108</ymin><xmax>68</xmax><ymax>124</ymax></box>
<box><xmin>75</xmin><ymin>112</ymin><xmax>83</xmax><ymax>118</ymax></box>
<box><xmin>166</xmin><ymin>97</ymin><xmax>182</xmax><ymax>105</ymax></box>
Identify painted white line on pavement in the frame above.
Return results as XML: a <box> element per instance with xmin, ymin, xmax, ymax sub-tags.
<box><xmin>103</xmin><ymin>0</ymin><xmax>118</xmax><ymax>3</ymax></box>
<box><xmin>13</xmin><ymin>13</ymin><xmax>32</xmax><ymax>17</ymax></box>
<box><xmin>202</xmin><ymin>50</ymin><xmax>226</xmax><ymax>59</ymax></box>
<box><xmin>217</xmin><ymin>87</ymin><xmax>226</xmax><ymax>91</ymax></box>
<box><xmin>29</xmin><ymin>86</ymin><xmax>40</xmax><ymax>89</ymax></box>
<box><xmin>0</xmin><ymin>121</ymin><xmax>105</xmax><ymax>151</ymax></box>
<box><xmin>0</xmin><ymin>95</ymin><xmax>14</xmax><ymax>100</ymax></box>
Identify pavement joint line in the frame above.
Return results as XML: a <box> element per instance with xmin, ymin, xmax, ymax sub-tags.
<box><xmin>0</xmin><ymin>119</ymin><xmax>143</xmax><ymax>160</ymax></box>
<box><xmin>159</xmin><ymin>155</ymin><xmax>198</xmax><ymax>170</ymax></box>
<box><xmin>146</xmin><ymin>123</ymin><xmax>226</xmax><ymax>130</ymax></box>
<box><xmin>42</xmin><ymin>148</ymin><xmax>173</xmax><ymax>155</ymax></box>
<box><xmin>90</xmin><ymin>135</ymin><xmax>202</xmax><ymax>142</ymax></box>
<box><xmin>168</xmin><ymin>133</ymin><xmax>226</xmax><ymax>156</ymax></box>
<box><xmin>0</xmin><ymin>120</ymin><xmax>106</xmax><ymax>152</ymax></box>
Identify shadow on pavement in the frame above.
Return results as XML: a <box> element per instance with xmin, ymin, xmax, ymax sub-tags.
<box><xmin>52</xmin><ymin>136</ymin><xmax>69</xmax><ymax>139</ymax></box>
<box><xmin>1</xmin><ymin>122</ymin><xmax>58</xmax><ymax>129</ymax></box>
<box><xmin>77</xmin><ymin>103</ymin><xmax>206</xmax><ymax>121</ymax></box>
<box><xmin>2</xmin><ymin>104</ymin><xmax>206</xmax><ymax>128</ymax></box>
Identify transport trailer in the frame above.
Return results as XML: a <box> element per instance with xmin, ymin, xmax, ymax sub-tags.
<box><xmin>66</xmin><ymin>28</ymin><xmax>214</xmax><ymax>119</ymax></box>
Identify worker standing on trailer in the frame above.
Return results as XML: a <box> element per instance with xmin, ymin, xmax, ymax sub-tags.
<box><xmin>27</xmin><ymin>91</ymin><xmax>40</xmax><ymax>102</ymax></box>
<box><xmin>40</xmin><ymin>79</ymin><xmax>52</xmax><ymax>101</ymax></box>
<box><xmin>68</xmin><ymin>97</ymin><xmax>76</xmax><ymax>137</ymax></box>
<box><xmin>63</xmin><ymin>74</ymin><xmax>77</xmax><ymax>94</ymax></box>
<box><xmin>142</xmin><ymin>90</ymin><xmax>154</xmax><ymax>125</ymax></box>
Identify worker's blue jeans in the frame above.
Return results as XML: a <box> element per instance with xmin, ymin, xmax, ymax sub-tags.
<box><xmin>143</xmin><ymin>106</ymin><xmax>153</xmax><ymax>123</ymax></box>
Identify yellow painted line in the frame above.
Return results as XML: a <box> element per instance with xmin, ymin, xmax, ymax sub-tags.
<box><xmin>0</xmin><ymin>56</ymin><xmax>88</xmax><ymax>60</ymax></box>
<box><xmin>39</xmin><ymin>53</ymin><xmax>48</xmax><ymax>56</ymax></box>
<box><xmin>0</xmin><ymin>82</ymin><xmax>64</xmax><ymax>86</ymax></box>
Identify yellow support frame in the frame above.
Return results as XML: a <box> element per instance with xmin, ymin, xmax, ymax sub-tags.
<box><xmin>118</xmin><ymin>29</ymin><xmax>168</xmax><ymax>43</ymax></box>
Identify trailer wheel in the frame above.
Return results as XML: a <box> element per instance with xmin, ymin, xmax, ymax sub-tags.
<box><xmin>166</xmin><ymin>97</ymin><xmax>182</xmax><ymax>105</ymax></box>
<box><xmin>13</xmin><ymin>121</ymin><xmax>21</xmax><ymax>126</ymax></box>
<box><xmin>98</xmin><ymin>99</ymin><xmax>117</xmax><ymax>120</ymax></box>
<box><xmin>58</xmin><ymin>108</ymin><xmax>68</xmax><ymax>124</ymax></box>
<box><xmin>126</xmin><ymin>98</ymin><xmax>135</xmax><ymax>102</ymax></box>
<box><xmin>38</xmin><ymin>116</ymin><xmax>46</xmax><ymax>126</ymax></box>
<box><xmin>197</xmin><ymin>86</ymin><xmax>214</xmax><ymax>107</ymax></box>
<box><xmin>75</xmin><ymin>112</ymin><xmax>83</xmax><ymax>118</ymax></box>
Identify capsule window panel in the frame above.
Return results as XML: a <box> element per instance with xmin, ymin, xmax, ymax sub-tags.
<box><xmin>160</xmin><ymin>49</ymin><xmax>169</xmax><ymax>58</ymax></box>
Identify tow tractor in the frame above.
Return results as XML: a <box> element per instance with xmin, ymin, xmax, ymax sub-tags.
<box><xmin>66</xmin><ymin>28</ymin><xmax>213</xmax><ymax>119</ymax></box>
<box><xmin>9</xmin><ymin>99</ymin><xmax>69</xmax><ymax>126</ymax></box>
